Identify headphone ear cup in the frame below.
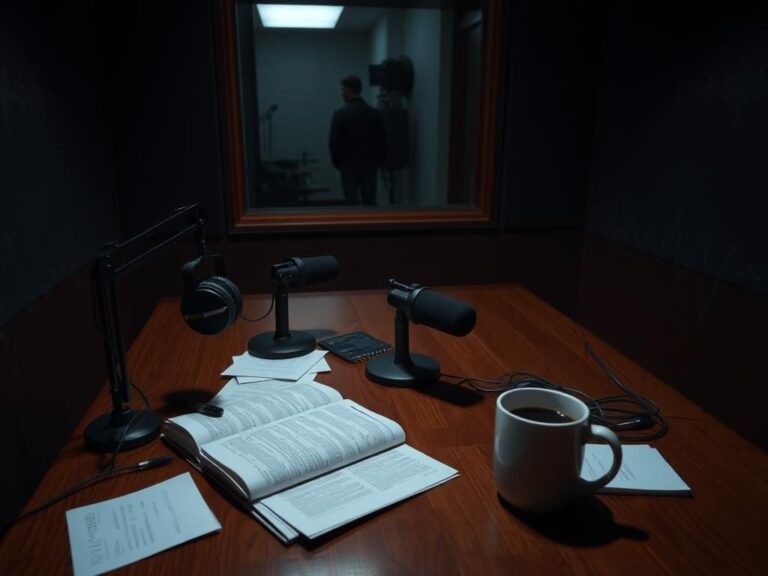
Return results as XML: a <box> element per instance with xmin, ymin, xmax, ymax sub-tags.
<box><xmin>209</xmin><ymin>275</ymin><xmax>243</xmax><ymax>319</ymax></box>
<box><xmin>181</xmin><ymin>277</ymin><xmax>237</xmax><ymax>335</ymax></box>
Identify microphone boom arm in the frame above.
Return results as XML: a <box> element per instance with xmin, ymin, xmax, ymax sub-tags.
<box><xmin>87</xmin><ymin>205</ymin><xmax>208</xmax><ymax>452</ymax></box>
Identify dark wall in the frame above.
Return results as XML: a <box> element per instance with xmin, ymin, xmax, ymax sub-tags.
<box><xmin>498</xmin><ymin>0</ymin><xmax>603</xmax><ymax>230</ymax></box>
<box><xmin>579</xmin><ymin>235</ymin><xmax>768</xmax><ymax>451</ymax></box>
<box><xmin>0</xmin><ymin>0</ymin><xmax>115</xmax><ymax>325</ymax></box>
<box><xmin>96</xmin><ymin>0</ymin><xmax>229</xmax><ymax>344</ymax></box>
<box><xmin>587</xmin><ymin>0</ymin><xmax>768</xmax><ymax>296</ymax></box>
<box><xmin>579</xmin><ymin>0</ymin><xmax>768</xmax><ymax>451</ymax></box>
<box><xmin>102</xmin><ymin>0</ymin><xmax>225</xmax><ymax>238</ymax></box>
<box><xmin>0</xmin><ymin>0</ymin><xmax>116</xmax><ymax>530</ymax></box>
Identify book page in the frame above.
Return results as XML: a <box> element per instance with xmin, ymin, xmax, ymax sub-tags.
<box><xmin>200</xmin><ymin>400</ymin><xmax>405</xmax><ymax>500</ymax></box>
<box><xmin>163</xmin><ymin>381</ymin><xmax>343</xmax><ymax>459</ymax></box>
<box><xmin>261</xmin><ymin>445</ymin><xmax>458</xmax><ymax>539</ymax></box>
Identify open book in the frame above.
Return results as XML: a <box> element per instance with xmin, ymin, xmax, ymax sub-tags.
<box><xmin>163</xmin><ymin>380</ymin><xmax>457</xmax><ymax>542</ymax></box>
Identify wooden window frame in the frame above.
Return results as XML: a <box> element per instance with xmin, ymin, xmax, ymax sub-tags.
<box><xmin>214</xmin><ymin>0</ymin><xmax>504</xmax><ymax>233</ymax></box>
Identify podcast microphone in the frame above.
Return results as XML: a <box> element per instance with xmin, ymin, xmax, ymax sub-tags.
<box><xmin>248</xmin><ymin>255</ymin><xmax>340</xmax><ymax>359</ymax></box>
<box><xmin>273</xmin><ymin>256</ymin><xmax>339</xmax><ymax>287</ymax></box>
<box><xmin>388</xmin><ymin>280</ymin><xmax>476</xmax><ymax>336</ymax></box>
<box><xmin>259</xmin><ymin>104</ymin><xmax>278</xmax><ymax>120</ymax></box>
<box><xmin>366</xmin><ymin>279</ymin><xmax>476</xmax><ymax>388</ymax></box>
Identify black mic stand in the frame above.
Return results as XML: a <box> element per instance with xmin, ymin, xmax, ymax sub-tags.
<box><xmin>85</xmin><ymin>205</ymin><xmax>207</xmax><ymax>452</ymax></box>
<box><xmin>365</xmin><ymin>308</ymin><xmax>440</xmax><ymax>388</ymax></box>
<box><xmin>247</xmin><ymin>269</ymin><xmax>316</xmax><ymax>359</ymax></box>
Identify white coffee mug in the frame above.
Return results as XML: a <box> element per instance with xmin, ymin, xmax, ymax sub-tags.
<box><xmin>493</xmin><ymin>387</ymin><xmax>622</xmax><ymax>513</ymax></box>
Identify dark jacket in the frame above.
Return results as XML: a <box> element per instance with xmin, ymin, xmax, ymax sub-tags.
<box><xmin>329</xmin><ymin>97</ymin><xmax>386</xmax><ymax>172</ymax></box>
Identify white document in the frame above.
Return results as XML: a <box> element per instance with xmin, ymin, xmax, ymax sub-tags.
<box><xmin>236</xmin><ymin>357</ymin><xmax>331</xmax><ymax>384</ymax></box>
<box><xmin>582</xmin><ymin>444</ymin><xmax>691</xmax><ymax>495</ymax></box>
<box><xmin>215</xmin><ymin>375</ymin><xmax>321</xmax><ymax>402</ymax></box>
<box><xmin>221</xmin><ymin>350</ymin><xmax>328</xmax><ymax>380</ymax></box>
<box><xmin>65</xmin><ymin>473</ymin><xmax>220</xmax><ymax>576</ymax></box>
<box><xmin>261</xmin><ymin>445</ymin><xmax>458</xmax><ymax>539</ymax></box>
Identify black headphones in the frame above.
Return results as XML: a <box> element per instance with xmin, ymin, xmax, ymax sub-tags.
<box><xmin>180</xmin><ymin>254</ymin><xmax>242</xmax><ymax>335</ymax></box>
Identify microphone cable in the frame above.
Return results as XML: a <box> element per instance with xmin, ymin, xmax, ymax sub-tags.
<box><xmin>440</xmin><ymin>342</ymin><xmax>668</xmax><ymax>442</ymax></box>
<box><xmin>8</xmin><ymin>455</ymin><xmax>174</xmax><ymax>530</ymax></box>
<box><xmin>239</xmin><ymin>292</ymin><xmax>275</xmax><ymax>323</ymax></box>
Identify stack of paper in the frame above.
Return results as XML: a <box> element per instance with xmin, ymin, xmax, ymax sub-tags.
<box><xmin>221</xmin><ymin>349</ymin><xmax>331</xmax><ymax>384</ymax></box>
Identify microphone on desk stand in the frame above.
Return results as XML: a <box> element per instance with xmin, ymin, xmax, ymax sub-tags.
<box><xmin>365</xmin><ymin>279</ymin><xmax>476</xmax><ymax>387</ymax></box>
<box><xmin>247</xmin><ymin>255</ymin><xmax>340</xmax><ymax>359</ymax></box>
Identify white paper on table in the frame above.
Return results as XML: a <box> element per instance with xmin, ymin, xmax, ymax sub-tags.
<box><xmin>66</xmin><ymin>473</ymin><xmax>220</xmax><ymax>576</ymax></box>
<box><xmin>582</xmin><ymin>444</ymin><xmax>691</xmax><ymax>495</ymax></box>
<box><xmin>221</xmin><ymin>350</ymin><xmax>328</xmax><ymax>380</ymax></box>
<box><xmin>235</xmin><ymin>357</ymin><xmax>331</xmax><ymax>384</ymax></box>
<box><xmin>311</xmin><ymin>357</ymin><xmax>332</xmax><ymax>372</ymax></box>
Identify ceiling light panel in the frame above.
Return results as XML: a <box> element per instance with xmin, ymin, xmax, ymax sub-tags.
<box><xmin>257</xmin><ymin>4</ymin><xmax>344</xmax><ymax>29</ymax></box>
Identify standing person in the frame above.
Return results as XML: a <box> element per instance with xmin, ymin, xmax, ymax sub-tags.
<box><xmin>329</xmin><ymin>75</ymin><xmax>386</xmax><ymax>205</ymax></box>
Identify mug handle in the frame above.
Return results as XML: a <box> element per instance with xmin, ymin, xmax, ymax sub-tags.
<box><xmin>577</xmin><ymin>424</ymin><xmax>623</xmax><ymax>494</ymax></box>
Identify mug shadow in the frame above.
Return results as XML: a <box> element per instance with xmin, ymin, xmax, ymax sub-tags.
<box><xmin>498</xmin><ymin>494</ymin><xmax>648</xmax><ymax>547</ymax></box>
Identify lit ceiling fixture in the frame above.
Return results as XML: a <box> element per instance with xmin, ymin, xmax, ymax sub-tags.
<box><xmin>256</xmin><ymin>4</ymin><xmax>344</xmax><ymax>29</ymax></box>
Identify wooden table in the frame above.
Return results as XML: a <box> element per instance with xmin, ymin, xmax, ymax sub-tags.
<box><xmin>2</xmin><ymin>285</ymin><xmax>767</xmax><ymax>575</ymax></box>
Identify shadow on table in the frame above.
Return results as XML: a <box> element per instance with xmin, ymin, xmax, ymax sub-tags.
<box><xmin>160</xmin><ymin>389</ymin><xmax>219</xmax><ymax>417</ymax></box>
<box><xmin>410</xmin><ymin>378</ymin><xmax>485</xmax><ymax>407</ymax></box>
<box><xmin>499</xmin><ymin>494</ymin><xmax>648</xmax><ymax>547</ymax></box>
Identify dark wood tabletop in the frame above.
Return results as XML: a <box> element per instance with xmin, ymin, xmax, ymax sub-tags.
<box><xmin>2</xmin><ymin>285</ymin><xmax>767</xmax><ymax>575</ymax></box>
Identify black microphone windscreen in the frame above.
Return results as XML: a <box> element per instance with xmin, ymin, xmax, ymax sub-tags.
<box><xmin>410</xmin><ymin>289</ymin><xmax>476</xmax><ymax>336</ymax></box>
<box><xmin>296</xmin><ymin>255</ymin><xmax>339</xmax><ymax>286</ymax></box>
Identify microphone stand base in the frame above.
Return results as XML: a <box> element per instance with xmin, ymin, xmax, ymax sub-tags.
<box><xmin>365</xmin><ymin>353</ymin><xmax>439</xmax><ymax>387</ymax></box>
<box><xmin>248</xmin><ymin>330</ymin><xmax>316</xmax><ymax>359</ymax></box>
<box><xmin>84</xmin><ymin>409</ymin><xmax>162</xmax><ymax>453</ymax></box>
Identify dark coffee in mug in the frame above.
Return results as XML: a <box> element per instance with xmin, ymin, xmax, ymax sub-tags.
<box><xmin>510</xmin><ymin>406</ymin><xmax>575</xmax><ymax>424</ymax></box>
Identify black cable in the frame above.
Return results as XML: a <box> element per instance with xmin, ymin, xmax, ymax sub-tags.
<box><xmin>100</xmin><ymin>411</ymin><xmax>141</xmax><ymax>474</ymax></box>
<box><xmin>239</xmin><ymin>292</ymin><xmax>275</xmax><ymax>322</ymax></box>
<box><xmin>4</xmin><ymin>456</ymin><xmax>174</xmax><ymax>535</ymax></box>
<box><xmin>440</xmin><ymin>342</ymin><xmax>668</xmax><ymax>441</ymax></box>
<box><xmin>583</xmin><ymin>342</ymin><xmax>668</xmax><ymax>440</ymax></box>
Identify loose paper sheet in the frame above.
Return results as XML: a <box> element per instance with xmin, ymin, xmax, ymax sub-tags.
<box><xmin>582</xmin><ymin>444</ymin><xmax>691</xmax><ymax>494</ymax></box>
<box><xmin>66</xmin><ymin>473</ymin><xmax>220</xmax><ymax>576</ymax></box>
<box><xmin>221</xmin><ymin>350</ymin><xmax>328</xmax><ymax>380</ymax></box>
<box><xmin>235</xmin><ymin>357</ymin><xmax>332</xmax><ymax>384</ymax></box>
